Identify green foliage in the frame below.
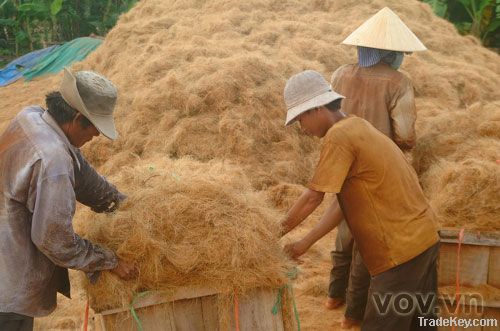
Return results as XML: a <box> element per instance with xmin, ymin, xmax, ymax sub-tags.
<box><xmin>426</xmin><ymin>0</ymin><xmax>449</xmax><ymax>17</ymax></box>
<box><xmin>50</xmin><ymin>0</ymin><xmax>63</xmax><ymax>16</ymax></box>
<box><xmin>422</xmin><ymin>0</ymin><xmax>500</xmax><ymax>47</ymax></box>
<box><xmin>0</xmin><ymin>0</ymin><xmax>137</xmax><ymax>56</ymax></box>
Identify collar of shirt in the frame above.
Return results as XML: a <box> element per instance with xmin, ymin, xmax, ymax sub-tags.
<box><xmin>41</xmin><ymin>110</ymin><xmax>81</xmax><ymax>170</ymax></box>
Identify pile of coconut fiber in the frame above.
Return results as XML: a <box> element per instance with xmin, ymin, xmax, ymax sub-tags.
<box><xmin>74</xmin><ymin>156</ymin><xmax>290</xmax><ymax>312</ymax></box>
<box><xmin>0</xmin><ymin>0</ymin><xmax>498</xmax><ymax>327</ymax></box>
<box><xmin>72</xmin><ymin>0</ymin><xmax>499</xmax><ymax>232</ymax></box>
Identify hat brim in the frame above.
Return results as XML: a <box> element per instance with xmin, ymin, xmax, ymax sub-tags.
<box><xmin>60</xmin><ymin>67</ymin><xmax>118</xmax><ymax>140</ymax></box>
<box><xmin>341</xmin><ymin>7</ymin><xmax>427</xmax><ymax>52</ymax></box>
<box><xmin>285</xmin><ymin>91</ymin><xmax>345</xmax><ymax>126</ymax></box>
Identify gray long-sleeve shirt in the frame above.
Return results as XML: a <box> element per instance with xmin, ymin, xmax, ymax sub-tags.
<box><xmin>0</xmin><ymin>106</ymin><xmax>119</xmax><ymax>317</ymax></box>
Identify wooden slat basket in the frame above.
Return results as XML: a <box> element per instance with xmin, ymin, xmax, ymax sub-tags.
<box><xmin>437</xmin><ymin>228</ymin><xmax>500</xmax><ymax>331</ymax></box>
<box><xmin>95</xmin><ymin>286</ymin><xmax>295</xmax><ymax>331</ymax></box>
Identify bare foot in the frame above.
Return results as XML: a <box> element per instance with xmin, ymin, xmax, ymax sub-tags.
<box><xmin>340</xmin><ymin>317</ymin><xmax>361</xmax><ymax>329</ymax></box>
<box><xmin>324</xmin><ymin>297</ymin><xmax>345</xmax><ymax>310</ymax></box>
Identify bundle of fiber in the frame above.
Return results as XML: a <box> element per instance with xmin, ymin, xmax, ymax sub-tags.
<box><xmin>412</xmin><ymin>102</ymin><xmax>500</xmax><ymax>230</ymax></box>
<box><xmin>413</xmin><ymin>102</ymin><xmax>500</xmax><ymax>176</ymax></box>
<box><xmin>74</xmin><ymin>156</ymin><xmax>290</xmax><ymax>312</ymax></box>
<box><xmin>420</xmin><ymin>159</ymin><xmax>500</xmax><ymax>231</ymax></box>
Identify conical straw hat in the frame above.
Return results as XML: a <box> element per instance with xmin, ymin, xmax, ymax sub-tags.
<box><xmin>342</xmin><ymin>7</ymin><xmax>426</xmax><ymax>52</ymax></box>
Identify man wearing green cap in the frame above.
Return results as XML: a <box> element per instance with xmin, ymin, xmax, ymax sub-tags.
<box><xmin>0</xmin><ymin>68</ymin><xmax>137</xmax><ymax>330</ymax></box>
<box><xmin>281</xmin><ymin>70</ymin><xmax>439</xmax><ymax>330</ymax></box>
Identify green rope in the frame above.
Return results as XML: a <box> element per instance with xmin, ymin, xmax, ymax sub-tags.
<box><xmin>130</xmin><ymin>291</ymin><xmax>152</xmax><ymax>331</ymax></box>
<box><xmin>271</xmin><ymin>286</ymin><xmax>284</xmax><ymax>315</ymax></box>
<box><xmin>286</xmin><ymin>266</ymin><xmax>299</xmax><ymax>280</ymax></box>
<box><xmin>271</xmin><ymin>267</ymin><xmax>301</xmax><ymax>331</ymax></box>
<box><xmin>271</xmin><ymin>285</ymin><xmax>301</xmax><ymax>330</ymax></box>
<box><xmin>289</xmin><ymin>285</ymin><xmax>301</xmax><ymax>331</ymax></box>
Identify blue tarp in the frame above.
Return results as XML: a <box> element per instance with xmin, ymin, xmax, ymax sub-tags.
<box><xmin>23</xmin><ymin>37</ymin><xmax>102</xmax><ymax>81</ymax></box>
<box><xmin>0</xmin><ymin>37</ymin><xmax>103</xmax><ymax>87</ymax></box>
<box><xmin>0</xmin><ymin>45</ymin><xmax>58</xmax><ymax>87</ymax></box>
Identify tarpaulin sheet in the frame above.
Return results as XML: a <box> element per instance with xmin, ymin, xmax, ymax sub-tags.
<box><xmin>0</xmin><ymin>45</ymin><xmax>58</xmax><ymax>86</ymax></box>
<box><xmin>22</xmin><ymin>37</ymin><xmax>102</xmax><ymax>81</ymax></box>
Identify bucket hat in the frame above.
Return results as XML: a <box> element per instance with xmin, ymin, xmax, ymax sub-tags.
<box><xmin>284</xmin><ymin>70</ymin><xmax>344</xmax><ymax>126</ymax></box>
<box><xmin>60</xmin><ymin>67</ymin><xmax>119</xmax><ymax>139</ymax></box>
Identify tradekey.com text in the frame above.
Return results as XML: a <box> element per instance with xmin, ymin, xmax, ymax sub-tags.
<box><xmin>418</xmin><ymin>317</ymin><xmax>498</xmax><ymax>328</ymax></box>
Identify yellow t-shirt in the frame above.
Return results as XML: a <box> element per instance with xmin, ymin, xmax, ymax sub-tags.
<box><xmin>308</xmin><ymin>116</ymin><xmax>439</xmax><ymax>275</ymax></box>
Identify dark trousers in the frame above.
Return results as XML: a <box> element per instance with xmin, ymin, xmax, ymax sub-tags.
<box><xmin>362</xmin><ymin>242</ymin><xmax>439</xmax><ymax>331</ymax></box>
<box><xmin>329</xmin><ymin>220</ymin><xmax>371</xmax><ymax>321</ymax></box>
<box><xmin>0</xmin><ymin>313</ymin><xmax>34</xmax><ymax>331</ymax></box>
<box><xmin>345</xmin><ymin>244</ymin><xmax>371</xmax><ymax>321</ymax></box>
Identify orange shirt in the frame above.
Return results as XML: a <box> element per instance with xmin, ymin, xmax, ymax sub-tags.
<box><xmin>308</xmin><ymin>116</ymin><xmax>439</xmax><ymax>275</ymax></box>
<box><xmin>331</xmin><ymin>63</ymin><xmax>416</xmax><ymax>150</ymax></box>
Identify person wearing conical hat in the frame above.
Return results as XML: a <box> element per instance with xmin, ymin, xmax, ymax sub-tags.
<box><xmin>0</xmin><ymin>68</ymin><xmax>138</xmax><ymax>330</ymax></box>
<box><xmin>281</xmin><ymin>70</ymin><xmax>439</xmax><ymax>330</ymax></box>
<box><xmin>322</xmin><ymin>7</ymin><xmax>428</xmax><ymax>328</ymax></box>
<box><xmin>335</xmin><ymin>6</ymin><xmax>425</xmax><ymax>147</ymax></box>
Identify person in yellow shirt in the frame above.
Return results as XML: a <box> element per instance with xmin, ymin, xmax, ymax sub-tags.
<box><xmin>281</xmin><ymin>69</ymin><xmax>439</xmax><ymax>331</ymax></box>
<box><xmin>326</xmin><ymin>7</ymin><xmax>427</xmax><ymax>328</ymax></box>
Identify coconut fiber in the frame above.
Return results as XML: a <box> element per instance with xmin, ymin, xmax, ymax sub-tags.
<box><xmin>74</xmin><ymin>157</ymin><xmax>290</xmax><ymax>311</ymax></box>
<box><xmin>0</xmin><ymin>0</ymin><xmax>498</xmax><ymax>325</ymax></box>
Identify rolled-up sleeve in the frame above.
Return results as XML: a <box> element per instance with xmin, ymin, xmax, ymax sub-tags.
<box><xmin>389</xmin><ymin>79</ymin><xmax>416</xmax><ymax>150</ymax></box>
<box><xmin>31</xmin><ymin>173</ymin><xmax>117</xmax><ymax>273</ymax></box>
<box><xmin>73</xmin><ymin>150</ymin><xmax>121</xmax><ymax>210</ymax></box>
